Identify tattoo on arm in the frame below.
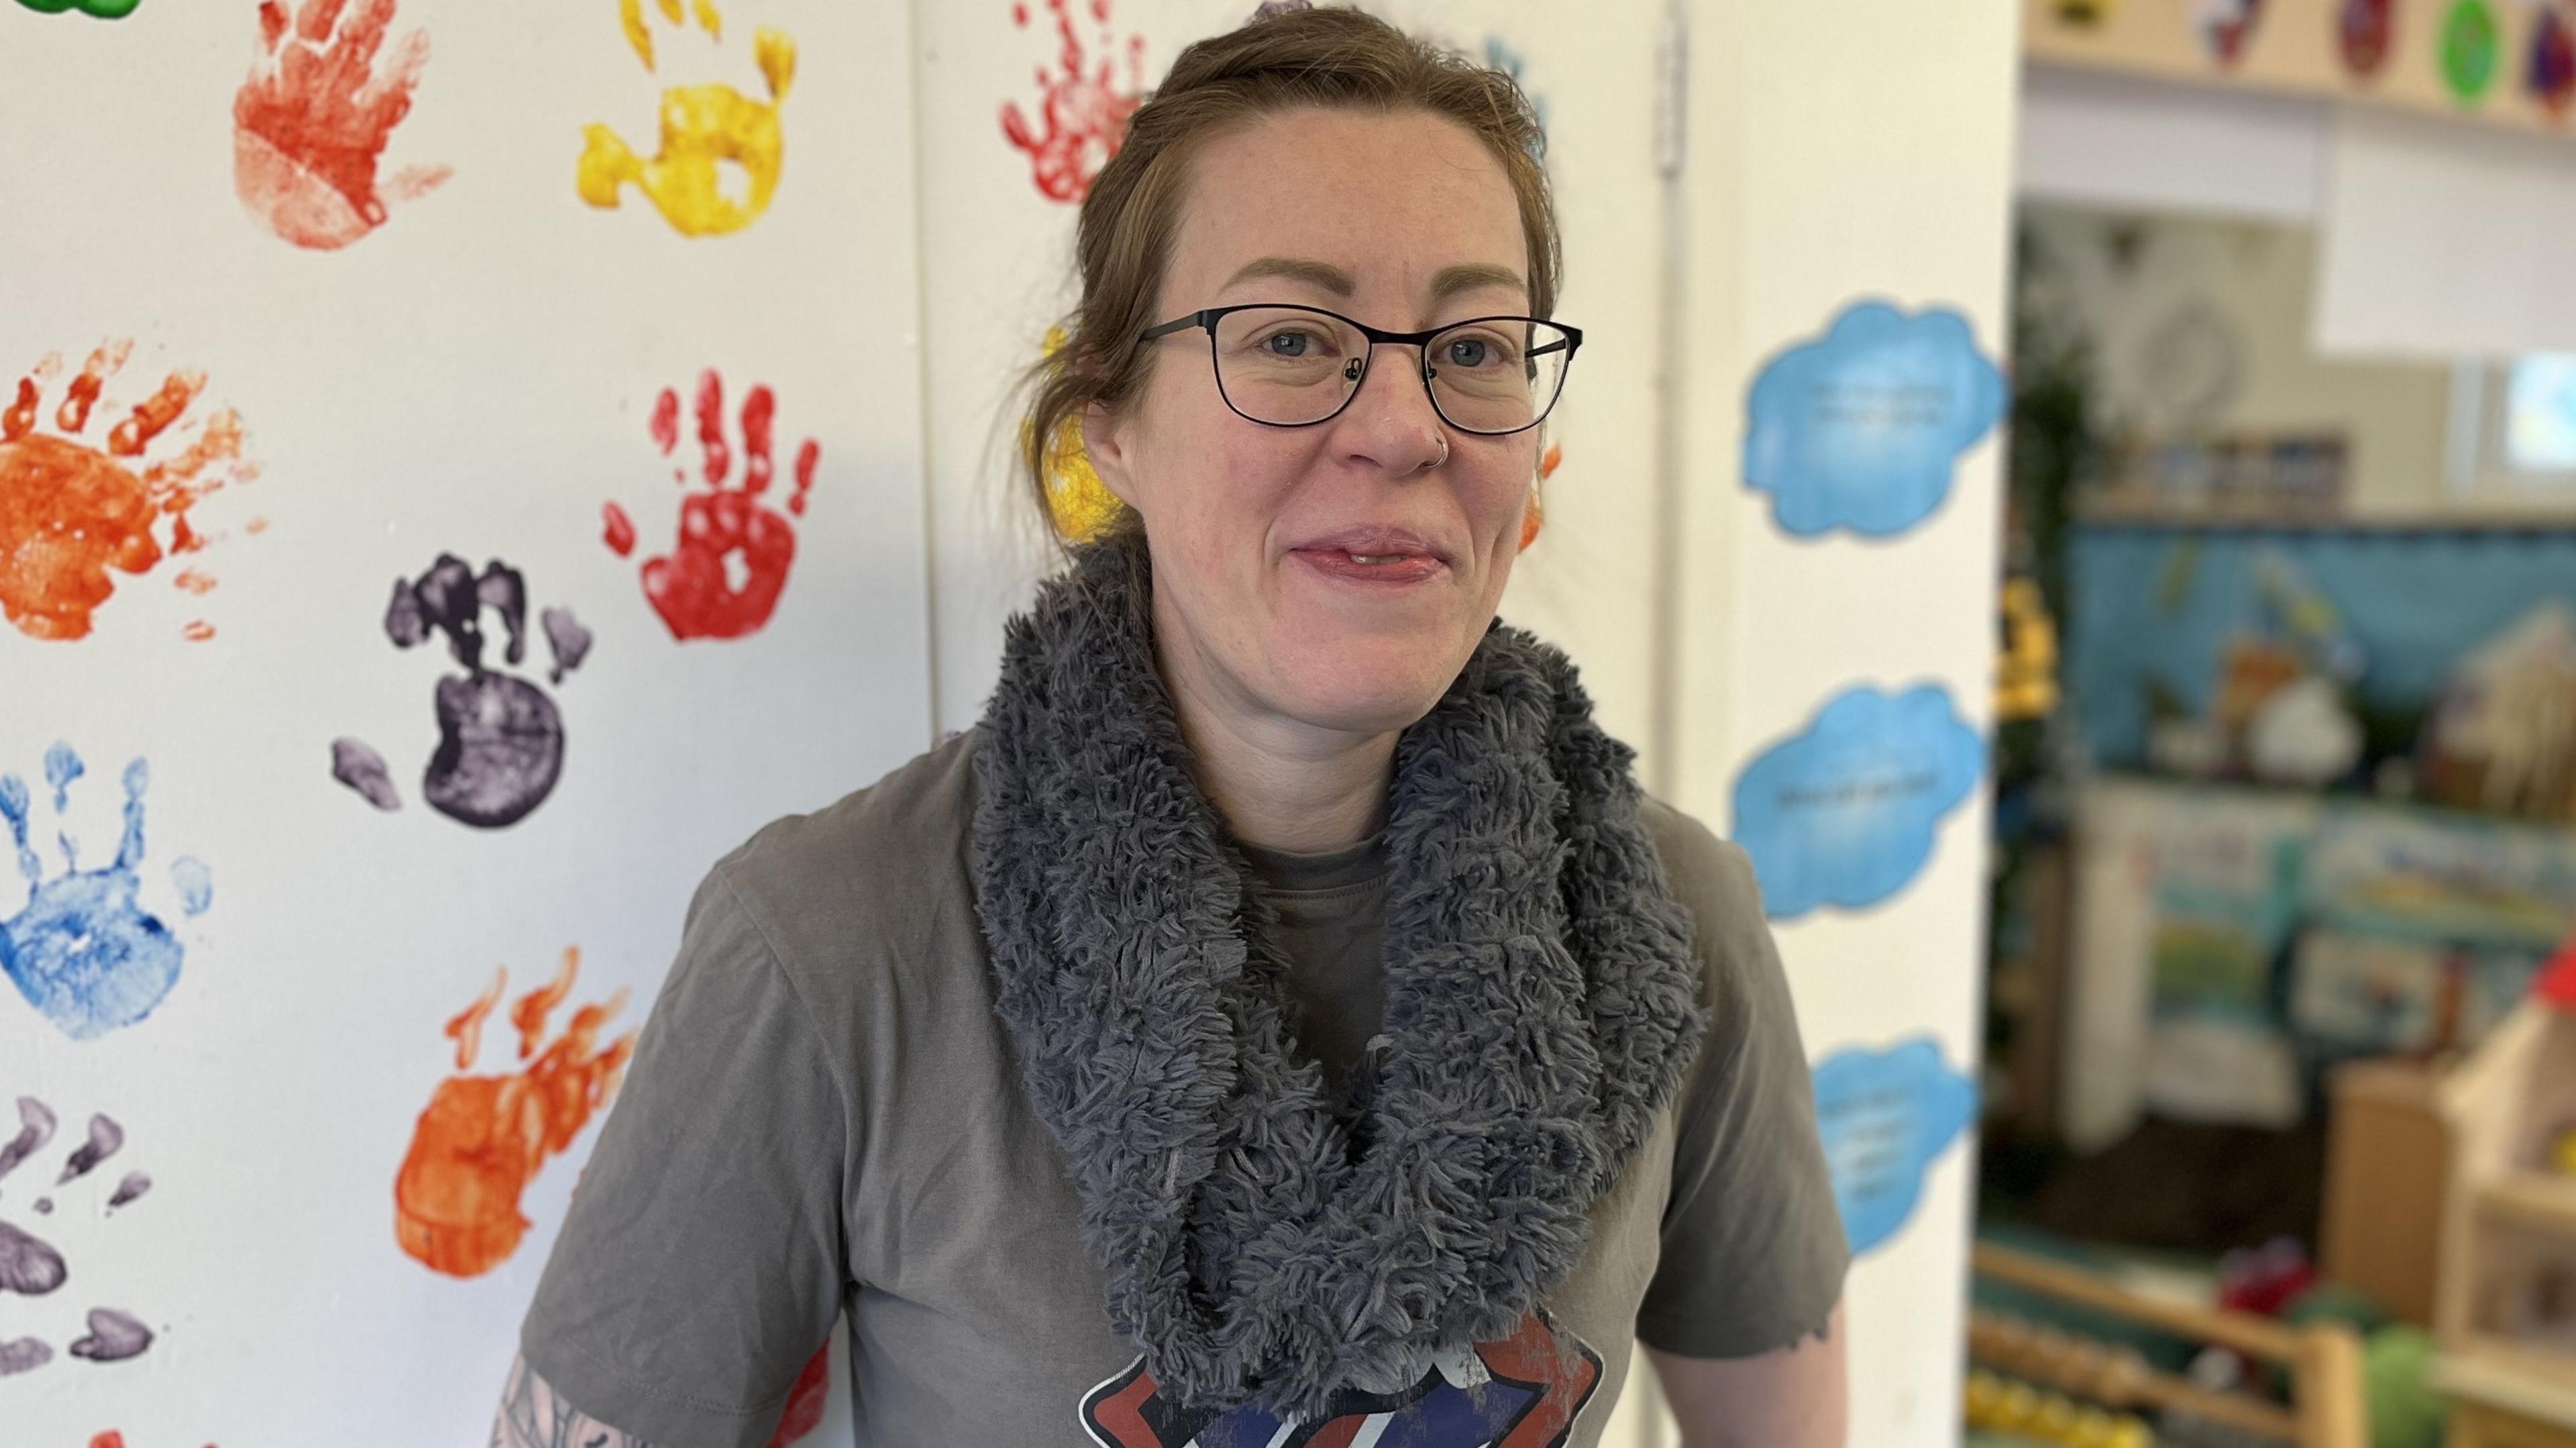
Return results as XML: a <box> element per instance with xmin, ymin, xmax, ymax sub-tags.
<box><xmin>492</xmin><ymin>1351</ymin><xmax>655</xmax><ymax>1448</ymax></box>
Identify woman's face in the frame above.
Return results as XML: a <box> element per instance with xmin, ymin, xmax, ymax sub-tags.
<box><xmin>1085</xmin><ymin>106</ymin><xmax>1540</xmax><ymax>740</ymax></box>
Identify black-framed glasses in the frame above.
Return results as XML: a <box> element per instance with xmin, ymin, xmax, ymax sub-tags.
<box><xmin>1139</xmin><ymin>303</ymin><xmax>1582</xmax><ymax>436</ymax></box>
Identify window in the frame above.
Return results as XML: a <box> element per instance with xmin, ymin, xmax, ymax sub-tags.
<box><xmin>2504</xmin><ymin>353</ymin><xmax>2576</xmax><ymax>473</ymax></box>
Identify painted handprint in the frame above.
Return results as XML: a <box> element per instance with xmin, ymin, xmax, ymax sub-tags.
<box><xmin>1</xmin><ymin>746</ymin><xmax>211</xmax><ymax>1042</ymax></box>
<box><xmin>580</xmin><ymin>0</ymin><xmax>797</xmax><ymax>237</ymax></box>
<box><xmin>1002</xmin><ymin>0</ymin><xmax>1144</xmax><ymax>203</ymax></box>
<box><xmin>1</xmin><ymin>343</ymin><xmax>255</xmax><ymax>643</ymax></box>
<box><xmin>765</xmin><ymin>1347</ymin><xmax>830</xmax><ymax>1448</ymax></box>
<box><xmin>0</xmin><ymin>1099</ymin><xmax>158</xmax><ymax>1378</ymax></box>
<box><xmin>233</xmin><ymin>0</ymin><xmax>450</xmax><ymax>252</ymax></box>
<box><xmin>394</xmin><ymin>948</ymin><xmax>635</xmax><ymax>1278</ymax></box>
<box><xmin>602</xmin><ymin>371</ymin><xmax>818</xmax><ymax>641</ymax></box>
<box><xmin>331</xmin><ymin>554</ymin><xmax>593</xmax><ymax>827</ymax></box>
<box><xmin>13</xmin><ymin>0</ymin><xmax>142</xmax><ymax>17</ymax></box>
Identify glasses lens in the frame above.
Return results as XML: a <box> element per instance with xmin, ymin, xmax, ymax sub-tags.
<box><xmin>1425</xmin><ymin>319</ymin><xmax>1573</xmax><ymax>435</ymax></box>
<box><xmin>1210</xmin><ymin>307</ymin><xmax>1370</xmax><ymax>426</ymax></box>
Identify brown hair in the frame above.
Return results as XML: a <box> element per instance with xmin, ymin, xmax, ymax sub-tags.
<box><xmin>1016</xmin><ymin>3</ymin><xmax>1560</xmax><ymax>543</ymax></box>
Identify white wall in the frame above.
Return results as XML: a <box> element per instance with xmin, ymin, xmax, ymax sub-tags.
<box><xmin>1673</xmin><ymin>3</ymin><xmax>2021</xmax><ymax>1445</ymax></box>
<box><xmin>2</xmin><ymin>2</ymin><xmax>929</xmax><ymax>1443</ymax></box>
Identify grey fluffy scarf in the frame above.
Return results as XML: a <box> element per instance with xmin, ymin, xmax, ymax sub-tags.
<box><xmin>969</xmin><ymin>535</ymin><xmax>1708</xmax><ymax>1420</ymax></box>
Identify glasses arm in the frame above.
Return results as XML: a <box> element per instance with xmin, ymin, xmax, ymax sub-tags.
<box><xmin>1138</xmin><ymin>311</ymin><xmax>1216</xmax><ymax>343</ymax></box>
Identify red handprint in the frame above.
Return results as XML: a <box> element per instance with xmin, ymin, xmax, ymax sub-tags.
<box><xmin>234</xmin><ymin>0</ymin><xmax>450</xmax><ymax>252</ymax></box>
<box><xmin>393</xmin><ymin>948</ymin><xmax>635</xmax><ymax>1278</ymax></box>
<box><xmin>602</xmin><ymin>370</ymin><xmax>818</xmax><ymax>641</ymax></box>
<box><xmin>764</xmin><ymin>1347</ymin><xmax>830</xmax><ymax>1448</ymax></box>
<box><xmin>1000</xmin><ymin>0</ymin><xmax>1144</xmax><ymax>203</ymax></box>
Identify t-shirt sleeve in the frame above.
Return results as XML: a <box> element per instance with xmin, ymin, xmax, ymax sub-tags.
<box><xmin>518</xmin><ymin>863</ymin><xmax>850</xmax><ymax>1447</ymax></box>
<box><xmin>1633</xmin><ymin>810</ymin><xmax>1850</xmax><ymax>1359</ymax></box>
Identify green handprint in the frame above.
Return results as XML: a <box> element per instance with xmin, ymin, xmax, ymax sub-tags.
<box><xmin>12</xmin><ymin>0</ymin><xmax>144</xmax><ymax>18</ymax></box>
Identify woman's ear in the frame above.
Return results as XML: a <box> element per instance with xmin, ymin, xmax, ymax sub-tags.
<box><xmin>1080</xmin><ymin>401</ymin><xmax>1140</xmax><ymax>510</ymax></box>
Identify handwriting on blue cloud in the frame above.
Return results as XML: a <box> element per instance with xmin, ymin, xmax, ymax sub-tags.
<box><xmin>1743</xmin><ymin>300</ymin><xmax>2006</xmax><ymax>538</ymax></box>
<box><xmin>1813</xmin><ymin>1037</ymin><xmax>1977</xmax><ymax>1256</ymax></box>
<box><xmin>1731</xmin><ymin>683</ymin><xmax>1982</xmax><ymax>918</ymax></box>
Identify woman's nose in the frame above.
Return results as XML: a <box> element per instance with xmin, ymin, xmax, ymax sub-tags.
<box><xmin>1332</xmin><ymin>343</ymin><xmax>1450</xmax><ymax>476</ymax></box>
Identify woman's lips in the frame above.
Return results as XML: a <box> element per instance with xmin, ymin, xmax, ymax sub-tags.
<box><xmin>1290</xmin><ymin>548</ymin><xmax>1448</xmax><ymax>585</ymax></box>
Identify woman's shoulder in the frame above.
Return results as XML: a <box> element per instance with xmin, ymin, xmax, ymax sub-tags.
<box><xmin>703</xmin><ymin>730</ymin><xmax>983</xmax><ymax>968</ymax></box>
<box><xmin>1631</xmin><ymin>791</ymin><xmax>1786</xmax><ymax>1026</ymax></box>
<box><xmin>1633</xmin><ymin>792</ymin><xmax>1766</xmax><ymax>930</ymax></box>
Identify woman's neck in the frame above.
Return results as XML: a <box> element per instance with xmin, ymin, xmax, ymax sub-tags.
<box><xmin>1152</xmin><ymin>612</ymin><xmax>1397</xmax><ymax>855</ymax></box>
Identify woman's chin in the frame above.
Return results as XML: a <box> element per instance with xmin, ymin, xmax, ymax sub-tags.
<box><xmin>1260</xmin><ymin>636</ymin><xmax>1468</xmax><ymax>736</ymax></box>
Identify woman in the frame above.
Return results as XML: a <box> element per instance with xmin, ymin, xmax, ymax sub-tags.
<box><xmin>494</xmin><ymin>8</ymin><xmax>1848</xmax><ymax>1445</ymax></box>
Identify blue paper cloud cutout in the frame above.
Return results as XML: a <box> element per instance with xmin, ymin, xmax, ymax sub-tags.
<box><xmin>1813</xmin><ymin>1037</ymin><xmax>1977</xmax><ymax>1256</ymax></box>
<box><xmin>1743</xmin><ymin>300</ymin><xmax>2006</xmax><ymax>537</ymax></box>
<box><xmin>1731</xmin><ymin>683</ymin><xmax>1983</xmax><ymax>919</ymax></box>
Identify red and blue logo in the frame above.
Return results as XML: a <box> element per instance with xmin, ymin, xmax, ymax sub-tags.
<box><xmin>1079</xmin><ymin>1309</ymin><xmax>1601</xmax><ymax>1448</ymax></box>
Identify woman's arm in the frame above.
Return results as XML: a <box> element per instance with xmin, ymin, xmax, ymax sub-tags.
<box><xmin>490</xmin><ymin>1351</ymin><xmax>654</xmax><ymax>1448</ymax></box>
<box><xmin>1645</xmin><ymin>1301</ymin><xmax>1847</xmax><ymax>1448</ymax></box>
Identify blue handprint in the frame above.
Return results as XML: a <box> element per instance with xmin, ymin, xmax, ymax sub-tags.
<box><xmin>0</xmin><ymin>744</ymin><xmax>211</xmax><ymax>1041</ymax></box>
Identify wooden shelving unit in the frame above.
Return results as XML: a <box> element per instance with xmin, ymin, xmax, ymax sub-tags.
<box><xmin>2436</xmin><ymin>978</ymin><xmax>2576</xmax><ymax>1447</ymax></box>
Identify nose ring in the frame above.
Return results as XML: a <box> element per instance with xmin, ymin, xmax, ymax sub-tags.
<box><xmin>1434</xmin><ymin>435</ymin><xmax>1450</xmax><ymax>467</ymax></box>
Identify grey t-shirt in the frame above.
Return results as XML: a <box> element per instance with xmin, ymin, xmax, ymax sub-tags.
<box><xmin>519</xmin><ymin>732</ymin><xmax>1847</xmax><ymax>1447</ymax></box>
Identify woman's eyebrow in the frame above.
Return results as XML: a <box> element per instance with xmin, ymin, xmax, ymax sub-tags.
<box><xmin>1217</xmin><ymin>257</ymin><xmax>1528</xmax><ymax>304</ymax></box>
<box><xmin>1428</xmin><ymin>262</ymin><xmax>1526</xmax><ymax>302</ymax></box>
<box><xmin>1223</xmin><ymin>256</ymin><xmax>1355</xmax><ymax>294</ymax></box>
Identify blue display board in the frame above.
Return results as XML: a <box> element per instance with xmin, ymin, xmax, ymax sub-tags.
<box><xmin>1743</xmin><ymin>300</ymin><xmax>2006</xmax><ymax>539</ymax></box>
<box><xmin>1731</xmin><ymin>683</ymin><xmax>1984</xmax><ymax>918</ymax></box>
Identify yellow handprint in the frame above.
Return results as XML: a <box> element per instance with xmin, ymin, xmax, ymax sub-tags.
<box><xmin>578</xmin><ymin>0</ymin><xmax>795</xmax><ymax>237</ymax></box>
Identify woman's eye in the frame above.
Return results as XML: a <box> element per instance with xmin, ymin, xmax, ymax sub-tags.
<box><xmin>1446</xmin><ymin>337</ymin><xmax>1498</xmax><ymax>368</ymax></box>
<box><xmin>1264</xmin><ymin>330</ymin><xmax>1314</xmax><ymax>357</ymax></box>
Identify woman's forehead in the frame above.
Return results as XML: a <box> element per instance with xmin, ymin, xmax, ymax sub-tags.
<box><xmin>1170</xmin><ymin>108</ymin><xmax>1527</xmax><ymax>311</ymax></box>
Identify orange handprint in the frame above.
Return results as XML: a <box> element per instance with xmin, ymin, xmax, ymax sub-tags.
<box><xmin>393</xmin><ymin>948</ymin><xmax>635</xmax><ymax>1278</ymax></box>
<box><xmin>0</xmin><ymin>343</ymin><xmax>254</xmax><ymax>643</ymax></box>
<box><xmin>233</xmin><ymin>0</ymin><xmax>450</xmax><ymax>252</ymax></box>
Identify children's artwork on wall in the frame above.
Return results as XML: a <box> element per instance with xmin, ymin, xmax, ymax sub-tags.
<box><xmin>2194</xmin><ymin>0</ymin><xmax>2266</xmax><ymax>64</ymax></box>
<box><xmin>602</xmin><ymin>370</ymin><xmax>820</xmax><ymax>641</ymax></box>
<box><xmin>1</xmin><ymin>342</ymin><xmax>256</xmax><ymax>643</ymax></box>
<box><xmin>5</xmin><ymin>0</ymin><xmax>922</xmax><ymax>1437</ymax></box>
<box><xmin>0</xmin><ymin>1099</ymin><xmax>157</xmax><ymax>1376</ymax></box>
<box><xmin>1730</xmin><ymin>683</ymin><xmax>1984</xmax><ymax>919</ymax></box>
<box><xmin>2443</xmin><ymin>0</ymin><xmax>2502</xmax><ymax>100</ymax></box>
<box><xmin>394</xmin><ymin>948</ymin><xmax>635</xmax><ymax>1278</ymax></box>
<box><xmin>581</xmin><ymin>0</ymin><xmax>798</xmax><ymax>235</ymax></box>
<box><xmin>1811</xmin><ymin>1038</ymin><xmax>1977</xmax><ymax>1257</ymax></box>
<box><xmin>3</xmin><ymin>747</ymin><xmax>210</xmax><ymax>1042</ymax></box>
<box><xmin>763</xmin><ymin>1347</ymin><xmax>832</xmax><ymax>1448</ymax></box>
<box><xmin>2339</xmin><ymin>0</ymin><xmax>2394</xmax><ymax>75</ymax></box>
<box><xmin>10</xmin><ymin>0</ymin><xmax>138</xmax><ymax>16</ymax></box>
<box><xmin>2528</xmin><ymin>6</ymin><xmax>2575</xmax><ymax>113</ymax></box>
<box><xmin>330</xmin><ymin>555</ymin><xmax>591</xmax><ymax>827</ymax></box>
<box><xmin>1741</xmin><ymin>300</ymin><xmax>2005</xmax><ymax>540</ymax></box>
<box><xmin>233</xmin><ymin>0</ymin><xmax>449</xmax><ymax>252</ymax></box>
<box><xmin>1001</xmin><ymin>0</ymin><xmax>1145</xmax><ymax>203</ymax></box>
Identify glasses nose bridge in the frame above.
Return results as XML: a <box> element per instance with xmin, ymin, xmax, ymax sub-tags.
<box><xmin>1343</xmin><ymin>329</ymin><xmax>1440</xmax><ymax>414</ymax></box>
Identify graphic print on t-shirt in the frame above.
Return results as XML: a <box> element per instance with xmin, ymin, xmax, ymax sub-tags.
<box><xmin>1078</xmin><ymin>1308</ymin><xmax>1600</xmax><ymax>1448</ymax></box>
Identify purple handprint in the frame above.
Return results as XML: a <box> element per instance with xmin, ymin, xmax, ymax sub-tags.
<box><xmin>0</xmin><ymin>1098</ymin><xmax>156</xmax><ymax>1378</ymax></box>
